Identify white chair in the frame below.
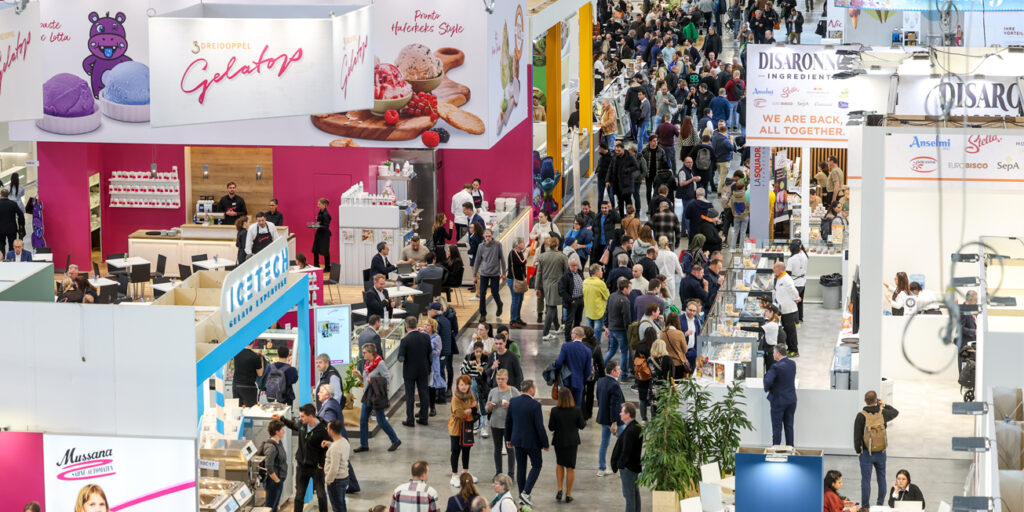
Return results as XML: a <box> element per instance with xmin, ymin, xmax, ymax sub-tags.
<box><xmin>701</xmin><ymin>462</ymin><xmax>722</xmax><ymax>484</ymax></box>
<box><xmin>936</xmin><ymin>501</ymin><xmax>952</xmax><ymax>512</ymax></box>
<box><xmin>681</xmin><ymin>497</ymin><xmax>703</xmax><ymax>512</ymax></box>
<box><xmin>699</xmin><ymin>481</ymin><xmax>726</xmax><ymax>512</ymax></box>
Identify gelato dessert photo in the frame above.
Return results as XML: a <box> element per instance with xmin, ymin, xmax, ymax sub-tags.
<box><xmin>99</xmin><ymin>61</ymin><xmax>151</xmax><ymax>122</ymax></box>
<box><xmin>36</xmin><ymin>73</ymin><xmax>102</xmax><ymax>135</ymax></box>
<box><xmin>374</xmin><ymin>63</ymin><xmax>412</xmax><ymax>100</ymax></box>
<box><xmin>396</xmin><ymin>44</ymin><xmax>442</xmax><ymax>80</ymax></box>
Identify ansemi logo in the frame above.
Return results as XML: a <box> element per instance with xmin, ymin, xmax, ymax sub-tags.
<box><xmin>907</xmin><ymin>136</ymin><xmax>951</xmax><ymax>149</ymax></box>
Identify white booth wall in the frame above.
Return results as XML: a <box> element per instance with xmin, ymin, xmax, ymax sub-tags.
<box><xmin>1</xmin><ymin>303</ymin><xmax>197</xmax><ymax>438</ymax></box>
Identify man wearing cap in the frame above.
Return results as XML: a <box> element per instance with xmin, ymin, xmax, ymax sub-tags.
<box><xmin>399</xmin><ymin>235</ymin><xmax>430</xmax><ymax>266</ymax></box>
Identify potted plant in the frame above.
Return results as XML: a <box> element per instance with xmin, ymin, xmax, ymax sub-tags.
<box><xmin>341</xmin><ymin>363</ymin><xmax>362</xmax><ymax>410</ymax></box>
<box><xmin>708</xmin><ymin>381</ymin><xmax>754</xmax><ymax>476</ymax></box>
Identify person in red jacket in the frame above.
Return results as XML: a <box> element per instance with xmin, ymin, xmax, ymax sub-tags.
<box><xmin>824</xmin><ymin>470</ymin><xmax>860</xmax><ymax>512</ymax></box>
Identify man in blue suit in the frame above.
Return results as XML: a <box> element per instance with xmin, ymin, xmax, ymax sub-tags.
<box><xmin>596</xmin><ymin>361</ymin><xmax>625</xmax><ymax>476</ymax></box>
<box><xmin>555</xmin><ymin>326</ymin><xmax>594</xmax><ymax>407</ymax></box>
<box><xmin>369</xmin><ymin>242</ymin><xmax>397</xmax><ymax>279</ymax></box>
<box><xmin>5</xmin><ymin>239</ymin><xmax>32</xmax><ymax>261</ymax></box>
<box><xmin>504</xmin><ymin>380</ymin><xmax>549</xmax><ymax>506</ymax></box>
<box><xmin>763</xmin><ymin>344</ymin><xmax>797</xmax><ymax>446</ymax></box>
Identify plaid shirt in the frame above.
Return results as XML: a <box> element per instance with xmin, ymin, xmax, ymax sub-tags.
<box><xmin>389</xmin><ymin>480</ymin><xmax>440</xmax><ymax>512</ymax></box>
<box><xmin>652</xmin><ymin>210</ymin><xmax>680</xmax><ymax>249</ymax></box>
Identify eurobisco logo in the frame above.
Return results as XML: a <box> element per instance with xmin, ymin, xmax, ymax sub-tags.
<box><xmin>55</xmin><ymin>447</ymin><xmax>116</xmax><ymax>481</ymax></box>
<box><xmin>910</xmin><ymin>156</ymin><xmax>937</xmax><ymax>173</ymax></box>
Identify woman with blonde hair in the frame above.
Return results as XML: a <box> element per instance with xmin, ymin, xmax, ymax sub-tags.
<box><xmin>75</xmin><ymin>484</ymin><xmax>108</xmax><ymax>512</ymax></box>
<box><xmin>660</xmin><ymin>312</ymin><xmax>690</xmax><ymax>379</ymax></box>
<box><xmin>647</xmin><ymin>339</ymin><xmax>675</xmax><ymax>416</ymax></box>
<box><xmin>448</xmin><ymin>375</ymin><xmax>479</xmax><ymax>487</ymax></box>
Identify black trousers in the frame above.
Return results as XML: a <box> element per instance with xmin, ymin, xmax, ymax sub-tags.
<box><xmin>564</xmin><ymin>297</ymin><xmax>584</xmax><ymax>342</ymax></box>
<box><xmin>233</xmin><ymin>384</ymin><xmax>258</xmax><ymax>407</ymax></box>
<box><xmin>617</xmin><ymin>193</ymin><xmax>632</xmax><ymax>217</ymax></box>
<box><xmin>796</xmin><ymin>286</ymin><xmax>805</xmax><ymax>322</ymax></box>
<box><xmin>0</xmin><ymin>232</ymin><xmax>14</xmax><ymax>256</ymax></box>
<box><xmin>404</xmin><ymin>374</ymin><xmax>430</xmax><ymax>423</ymax></box>
<box><xmin>582</xmin><ymin>379</ymin><xmax>597</xmax><ymax>420</ymax></box>
<box><xmin>442</xmin><ymin>355</ymin><xmax>455</xmax><ymax>397</ymax></box>
<box><xmin>294</xmin><ymin>464</ymin><xmax>328</xmax><ymax>512</ymax></box>
<box><xmin>781</xmin><ymin>312</ymin><xmax>799</xmax><ymax>354</ymax></box>
<box><xmin>312</xmin><ymin>251</ymin><xmax>331</xmax><ymax>272</ymax></box>
<box><xmin>479</xmin><ymin>275</ymin><xmax>503</xmax><ymax>316</ymax></box>
<box><xmin>491</xmin><ymin>426</ymin><xmax>515</xmax><ymax>476</ymax></box>
<box><xmin>450</xmin><ymin>435</ymin><xmax>472</xmax><ymax>473</ymax></box>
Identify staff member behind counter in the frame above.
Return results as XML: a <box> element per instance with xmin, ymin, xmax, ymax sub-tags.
<box><xmin>245</xmin><ymin>212</ymin><xmax>278</xmax><ymax>257</ymax></box>
<box><xmin>265</xmin><ymin>198</ymin><xmax>284</xmax><ymax>227</ymax></box>
<box><xmin>217</xmin><ymin>181</ymin><xmax>248</xmax><ymax>222</ymax></box>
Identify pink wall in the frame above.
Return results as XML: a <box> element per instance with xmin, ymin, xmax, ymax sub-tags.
<box><xmin>38</xmin><ymin>119</ymin><xmax>532</xmax><ymax>272</ymax></box>
<box><xmin>437</xmin><ymin>118</ymin><xmax>533</xmax><ymax>238</ymax></box>
<box><xmin>0</xmin><ymin>432</ymin><xmax>45</xmax><ymax>511</ymax></box>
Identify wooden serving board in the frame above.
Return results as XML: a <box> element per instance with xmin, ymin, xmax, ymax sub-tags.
<box><xmin>312</xmin><ymin>47</ymin><xmax>470</xmax><ymax>141</ymax></box>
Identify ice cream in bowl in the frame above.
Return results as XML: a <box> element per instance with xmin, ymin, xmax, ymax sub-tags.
<box><xmin>372</xmin><ymin>63</ymin><xmax>413</xmax><ymax>115</ymax></box>
<box><xmin>396</xmin><ymin>44</ymin><xmax>444</xmax><ymax>93</ymax></box>
<box><xmin>35</xmin><ymin>73</ymin><xmax>102</xmax><ymax>135</ymax></box>
<box><xmin>99</xmin><ymin>61</ymin><xmax>151</xmax><ymax>122</ymax></box>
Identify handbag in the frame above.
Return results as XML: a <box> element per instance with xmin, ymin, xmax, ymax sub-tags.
<box><xmin>460</xmin><ymin>417</ymin><xmax>475</xmax><ymax>446</ymax></box>
<box><xmin>599</xmin><ymin>247</ymin><xmax>610</xmax><ymax>265</ymax></box>
<box><xmin>513</xmin><ymin>279</ymin><xmax>529</xmax><ymax>294</ymax></box>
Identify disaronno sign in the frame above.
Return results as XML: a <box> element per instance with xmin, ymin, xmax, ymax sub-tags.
<box><xmin>895</xmin><ymin>76</ymin><xmax>1024</xmax><ymax>117</ymax></box>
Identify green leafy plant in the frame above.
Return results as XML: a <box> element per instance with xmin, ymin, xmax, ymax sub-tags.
<box><xmin>342</xmin><ymin>363</ymin><xmax>362</xmax><ymax>392</ymax></box>
<box><xmin>707</xmin><ymin>380</ymin><xmax>754</xmax><ymax>476</ymax></box>
<box><xmin>639</xmin><ymin>380</ymin><xmax>699</xmax><ymax>497</ymax></box>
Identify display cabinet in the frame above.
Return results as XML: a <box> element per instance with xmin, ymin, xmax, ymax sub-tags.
<box><xmin>694</xmin><ymin>336</ymin><xmax>758</xmax><ymax>381</ymax></box>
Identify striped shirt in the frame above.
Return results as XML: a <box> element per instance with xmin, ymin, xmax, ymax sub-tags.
<box><xmin>389</xmin><ymin>479</ymin><xmax>440</xmax><ymax>512</ymax></box>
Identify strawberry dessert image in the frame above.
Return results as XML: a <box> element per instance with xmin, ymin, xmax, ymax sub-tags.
<box><xmin>374</xmin><ymin>63</ymin><xmax>412</xmax><ymax>100</ymax></box>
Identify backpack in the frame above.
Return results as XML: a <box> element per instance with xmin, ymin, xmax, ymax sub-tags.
<box><xmin>733</xmin><ymin>80</ymin><xmax>745</xmax><ymax>98</ymax></box>
<box><xmin>626</xmin><ymin>321</ymin><xmax>641</xmax><ymax>350</ymax></box>
<box><xmin>634</xmin><ymin>353</ymin><xmax>652</xmax><ymax>381</ymax></box>
<box><xmin>265</xmin><ymin>363</ymin><xmax>288</xmax><ymax>402</ymax></box>
<box><xmin>861</xmin><ymin>410</ymin><xmax>888</xmax><ymax>454</ymax></box>
<box><xmin>695</xmin><ymin>146</ymin><xmax>713</xmax><ymax>172</ymax></box>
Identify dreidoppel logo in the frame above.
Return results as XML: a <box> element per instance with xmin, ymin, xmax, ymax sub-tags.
<box><xmin>907</xmin><ymin>135</ymin><xmax>950</xmax><ymax>149</ymax></box>
<box><xmin>910</xmin><ymin>156</ymin><xmax>937</xmax><ymax>173</ymax></box>
<box><xmin>55</xmin><ymin>447</ymin><xmax>116</xmax><ymax>481</ymax></box>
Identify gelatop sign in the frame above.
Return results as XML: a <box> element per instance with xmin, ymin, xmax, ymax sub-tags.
<box><xmin>221</xmin><ymin>236</ymin><xmax>289</xmax><ymax>336</ymax></box>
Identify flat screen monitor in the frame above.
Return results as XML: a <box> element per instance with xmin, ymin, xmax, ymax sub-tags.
<box><xmin>314</xmin><ymin>304</ymin><xmax>352</xmax><ymax>366</ymax></box>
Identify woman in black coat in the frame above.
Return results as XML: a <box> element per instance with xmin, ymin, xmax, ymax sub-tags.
<box><xmin>234</xmin><ymin>217</ymin><xmax>249</xmax><ymax>264</ymax></box>
<box><xmin>888</xmin><ymin>469</ymin><xmax>925</xmax><ymax>508</ymax></box>
<box><xmin>312</xmin><ymin>198</ymin><xmax>332</xmax><ymax>271</ymax></box>
<box><xmin>443</xmin><ymin>244</ymin><xmax>465</xmax><ymax>302</ymax></box>
<box><xmin>549</xmin><ymin>385</ymin><xmax>586</xmax><ymax>503</ymax></box>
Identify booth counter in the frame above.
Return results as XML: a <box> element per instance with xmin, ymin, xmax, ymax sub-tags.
<box><xmin>129</xmin><ymin>224</ymin><xmax>295</xmax><ymax>277</ymax></box>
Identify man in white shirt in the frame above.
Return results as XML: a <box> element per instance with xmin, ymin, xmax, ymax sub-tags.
<box><xmin>630</xmin><ymin>264</ymin><xmax>648</xmax><ymax>294</ymax></box>
<box><xmin>786</xmin><ymin>241</ymin><xmax>808</xmax><ymax>322</ymax></box>
<box><xmin>773</xmin><ymin>261</ymin><xmax>801</xmax><ymax>357</ymax></box>
<box><xmin>245</xmin><ymin>212</ymin><xmax>278</xmax><ymax>256</ymax></box>
<box><xmin>322</xmin><ymin>420</ymin><xmax>351</xmax><ymax>510</ymax></box>
<box><xmin>451</xmin><ymin>183</ymin><xmax>474</xmax><ymax>240</ymax></box>
<box><xmin>907</xmin><ymin>282</ymin><xmax>941</xmax><ymax>315</ymax></box>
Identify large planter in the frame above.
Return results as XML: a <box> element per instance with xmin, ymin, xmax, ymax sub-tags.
<box><xmin>652</xmin><ymin>490</ymin><xmax>680</xmax><ymax>512</ymax></box>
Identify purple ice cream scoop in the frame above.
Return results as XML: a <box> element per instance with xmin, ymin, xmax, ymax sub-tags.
<box><xmin>43</xmin><ymin>73</ymin><xmax>96</xmax><ymax>117</ymax></box>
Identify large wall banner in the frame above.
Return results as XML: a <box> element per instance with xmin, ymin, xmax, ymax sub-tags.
<box><xmin>149</xmin><ymin>5</ymin><xmax>373</xmax><ymax>127</ymax></box>
<box><xmin>895</xmin><ymin>76</ymin><xmax>1024</xmax><ymax>118</ymax></box>
<box><xmin>9</xmin><ymin>0</ymin><xmax>526</xmax><ymax>149</ymax></box>
<box><xmin>43</xmin><ymin>434</ymin><xmax>196</xmax><ymax>511</ymax></box>
<box><xmin>0</xmin><ymin>1</ymin><xmax>42</xmax><ymax>122</ymax></box>
<box><xmin>885</xmin><ymin>133</ymin><xmax>1024</xmax><ymax>188</ymax></box>
<box><xmin>749</xmin><ymin>146</ymin><xmax>772</xmax><ymax>240</ymax></box>
<box><xmin>834</xmin><ymin>0</ymin><xmax>1024</xmax><ymax>10</ymax></box>
<box><xmin>745</xmin><ymin>45</ymin><xmax>865</xmax><ymax>148</ymax></box>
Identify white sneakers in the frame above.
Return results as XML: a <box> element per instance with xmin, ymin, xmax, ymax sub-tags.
<box><xmin>542</xmin><ymin>333</ymin><xmax>557</xmax><ymax>341</ymax></box>
<box><xmin>519</xmin><ymin>492</ymin><xmax>532</xmax><ymax>506</ymax></box>
<box><xmin>450</xmin><ymin>474</ymin><xmax>461</xmax><ymax>487</ymax></box>
<box><xmin>596</xmin><ymin>469</ymin><xmax>610</xmax><ymax>477</ymax></box>
<box><xmin>481</xmin><ymin>429</ymin><xmax>490</xmax><ymax>438</ymax></box>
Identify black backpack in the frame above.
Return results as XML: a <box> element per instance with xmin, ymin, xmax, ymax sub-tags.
<box><xmin>695</xmin><ymin>146</ymin><xmax>713</xmax><ymax>172</ymax></box>
<box><xmin>443</xmin><ymin>306</ymin><xmax>461</xmax><ymax>353</ymax></box>
<box><xmin>264</xmin><ymin>363</ymin><xmax>288</xmax><ymax>402</ymax></box>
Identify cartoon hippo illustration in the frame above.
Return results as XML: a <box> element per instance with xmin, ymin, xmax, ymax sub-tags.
<box><xmin>82</xmin><ymin>11</ymin><xmax>132</xmax><ymax>99</ymax></box>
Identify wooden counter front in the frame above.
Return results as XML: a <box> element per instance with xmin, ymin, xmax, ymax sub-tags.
<box><xmin>129</xmin><ymin>225</ymin><xmax>295</xmax><ymax>277</ymax></box>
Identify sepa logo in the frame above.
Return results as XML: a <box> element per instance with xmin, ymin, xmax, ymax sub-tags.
<box><xmin>55</xmin><ymin>447</ymin><xmax>116</xmax><ymax>481</ymax></box>
<box><xmin>753</xmin><ymin>98</ymin><xmax>768</xmax><ymax>107</ymax></box>
<box><xmin>910</xmin><ymin>156</ymin><xmax>937</xmax><ymax>173</ymax></box>
<box><xmin>753</xmin><ymin>88</ymin><xmax>773</xmax><ymax>96</ymax></box>
<box><xmin>838</xmin><ymin>101</ymin><xmax>849</xmax><ymax>109</ymax></box>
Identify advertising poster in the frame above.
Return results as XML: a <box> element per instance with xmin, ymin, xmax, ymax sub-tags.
<box><xmin>749</xmin><ymin>146</ymin><xmax>772</xmax><ymax>240</ymax></box>
<box><xmin>0</xmin><ymin>1</ymin><xmax>42</xmax><ymax>122</ymax></box>
<box><xmin>746</xmin><ymin>44</ymin><xmax>866</xmax><ymax>148</ymax></box>
<box><xmin>10</xmin><ymin>0</ymin><xmax>527</xmax><ymax>149</ymax></box>
<box><xmin>0</xmin><ymin>432</ymin><xmax>46</xmax><ymax>511</ymax></box>
<box><xmin>43</xmin><ymin>434</ymin><xmax>196</xmax><ymax>511</ymax></box>
<box><xmin>833</xmin><ymin>0</ymin><xmax>1024</xmax><ymax>10</ymax></box>
<box><xmin>895</xmin><ymin>76</ymin><xmax>1024</xmax><ymax>118</ymax></box>
<box><xmin>314</xmin><ymin>304</ymin><xmax>352</xmax><ymax>365</ymax></box>
<box><xmin>149</xmin><ymin>5</ymin><xmax>373</xmax><ymax>127</ymax></box>
<box><xmin>885</xmin><ymin>133</ymin><xmax>1024</xmax><ymax>188</ymax></box>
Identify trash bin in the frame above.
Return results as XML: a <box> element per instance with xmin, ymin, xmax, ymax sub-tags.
<box><xmin>820</xmin><ymin>273</ymin><xmax>843</xmax><ymax>309</ymax></box>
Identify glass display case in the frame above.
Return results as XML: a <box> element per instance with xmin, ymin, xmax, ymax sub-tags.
<box><xmin>694</xmin><ymin>336</ymin><xmax>758</xmax><ymax>381</ymax></box>
<box><xmin>351</xmin><ymin>320</ymin><xmax>406</xmax><ymax>363</ymax></box>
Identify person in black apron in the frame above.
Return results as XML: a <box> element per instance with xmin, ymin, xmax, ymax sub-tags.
<box><xmin>312</xmin><ymin>198</ymin><xmax>332</xmax><ymax>271</ymax></box>
<box><xmin>470</xmin><ymin>178</ymin><xmax>484</xmax><ymax>210</ymax></box>
<box><xmin>246</xmin><ymin>212</ymin><xmax>276</xmax><ymax>257</ymax></box>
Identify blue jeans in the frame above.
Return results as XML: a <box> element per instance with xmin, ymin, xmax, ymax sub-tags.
<box><xmin>680</xmin><ymin>197</ymin><xmax>693</xmax><ymax>234</ymax></box>
<box><xmin>620</xmin><ymin>468</ymin><xmax>641</xmax><ymax>512</ymax></box>
<box><xmin>728</xmin><ymin>100</ymin><xmax>739</xmax><ymax>128</ymax></box>
<box><xmin>598</xmin><ymin>423</ymin><xmax>618</xmax><ymax>470</ymax></box>
<box><xmin>605</xmin><ymin>330</ymin><xmax>632</xmax><ymax>378</ymax></box>
<box><xmin>605</xmin><ymin>133</ymin><xmax>617</xmax><ymax>150</ymax></box>
<box><xmin>728</xmin><ymin>216</ymin><xmax>749</xmax><ymax>250</ymax></box>
<box><xmin>637</xmin><ymin>119</ymin><xmax>651</xmax><ymax>145</ymax></box>
<box><xmin>584</xmin><ymin>317</ymin><xmax>604</xmax><ymax>347</ymax></box>
<box><xmin>264</xmin><ymin>478</ymin><xmax>284</xmax><ymax>512</ymax></box>
<box><xmin>507</xmin><ymin>279</ymin><xmax>524</xmax><ymax>322</ymax></box>
<box><xmin>360</xmin><ymin>403</ymin><xmax>400</xmax><ymax>448</ymax></box>
<box><xmin>479</xmin><ymin>274</ymin><xmax>503</xmax><ymax>315</ymax></box>
<box><xmin>859</xmin><ymin>450</ymin><xmax>887</xmax><ymax>506</ymax></box>
<box><xmin>327</xmin><ymin>477</ymin><xmax>349</xmax><ymax>512</ymax></box>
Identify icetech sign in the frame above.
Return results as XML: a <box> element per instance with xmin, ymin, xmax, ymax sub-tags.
<box><xmin>757</xmin><ymin>50</ymin><xmax>858</xmax><ymax>80</ymax></box>
<box><xmin>55</xmin><ymin>447</ymin><xmax>115</xmax><ymax>480</ymax></box>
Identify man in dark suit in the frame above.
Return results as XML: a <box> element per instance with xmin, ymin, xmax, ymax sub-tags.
<box><xmin>596</xmin><ymin>361</ymin><xmax>625</xmax><ymax>476</ymax></box>
<box><xmin>397</xmin><ymin>316</ymin><xmax>432</xmax><ymax>427</ymax></box>
<box><xmin>5</xmin><ymin>238</ymin><xmax>32</xmax><ymax>261</ymax></box>
<box><xmin>763</xmin><ymin>343</ymin><xmax>797</xmax><ymax>446</ymax></box>
<box><xmin>364</xmin><ymin>274</ymin><xmax>394</xmax><ymax>318</ymax></box>
<box><xmin>370</xmin><ymin>242</ymin><xmax>397</xmax><ymax>279</ymax></box>
<box><xmin>611</xmin><ymin>402</ymin><xmax>643</xmax><ymax>512</ymax></box>
<box><xmin>504</xmin><ymin>380</ymin><xmax>549</xmax><ymax>506</ymax></box>
<box><xmin>0</xmin><ymin>188</ymin><xmax>24</xmax><ymax>256</ymax></box>
<box><xmin>555</xmin><ymin>326</ymin><xmax>594</xmax><ymax>407</ymax></box>
<box><xmin>557</xmin><ymin>258</ymin><xmax>585</xmax><ymax>342</ymax></box>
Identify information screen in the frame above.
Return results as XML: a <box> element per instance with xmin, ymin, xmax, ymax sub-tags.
<box><xmin>314</xmin><ymin>304</ymin><xmax>352</xmax><ymax>365</ymax></box>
